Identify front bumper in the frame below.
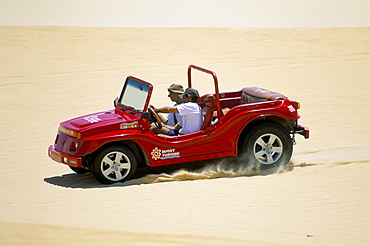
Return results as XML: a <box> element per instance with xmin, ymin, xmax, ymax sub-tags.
<box><xmin>294</xmin><ymin>124</ymin><xmax>310</xmax><ymax>139</ymax></box>
<box><xmin>48</xmin><ymin>145</ymin><xmax>83</xmax><ymax>168</ymax></box>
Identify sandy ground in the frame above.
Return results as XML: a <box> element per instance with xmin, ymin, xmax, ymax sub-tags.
<box><xmin>1</xmin><ymin>26</ymin><xmax>370</xmax><ymax>245</ymax></box>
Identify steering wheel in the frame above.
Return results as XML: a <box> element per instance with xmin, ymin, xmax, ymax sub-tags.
<box><xmin>148</xmin><ymin>107</ymin><xmax>162</xmax><ymax>129</ymax></box>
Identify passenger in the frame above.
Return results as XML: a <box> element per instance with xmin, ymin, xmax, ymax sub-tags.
<box><xmin>152</xmin><ymin>88</ymin><xmax>203</xmax><ymax>135</ymax></box>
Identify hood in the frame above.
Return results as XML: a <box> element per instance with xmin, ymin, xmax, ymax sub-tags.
<box><xmin>62</xmin><ymin>110</ymin><xmax>141</xmax><ymax>138</ymax></box>
<box><xmin>70</xmin><ymin>111</ymin><xmax>121</xmax><ymax>128</ymax></box>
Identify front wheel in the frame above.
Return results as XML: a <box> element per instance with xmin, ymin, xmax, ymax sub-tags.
<box><xmin>92</xmin><ymin>146</ymin><xmax>138</xmax><ymax>184</ymax></box>
<box><xmin>241</xmin><ymin>123</ymin><xmax>293</xmax><ymax>169</ymax></box>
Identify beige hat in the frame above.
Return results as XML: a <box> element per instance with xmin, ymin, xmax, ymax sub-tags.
<box><xmin>167</xmin><ymin>84</ymin><xmax>184</xmax><ymax>94</ymax></box>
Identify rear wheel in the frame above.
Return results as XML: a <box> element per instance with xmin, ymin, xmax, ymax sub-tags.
<box><xmin>241</xmin><ymin>123</ymin><xmax>293</xmax><ymax>169</ymax></box>
<box><xmin>92</xmin><ymin>146</ymin><xmax>138</xmax><ymax>184</ymax></box>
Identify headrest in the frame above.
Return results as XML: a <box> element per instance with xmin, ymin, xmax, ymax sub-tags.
<box><xmin>241</xmin><ymin>87</ymin><xmax>287</xmax><ymax>104</ymax></box>
<box><xmin>198</xmin><ymin>94</ymin><xmax>217</xmax><ymax>108</ymax></box>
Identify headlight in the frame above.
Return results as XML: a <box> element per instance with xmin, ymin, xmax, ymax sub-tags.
<box><xmin>59</xmin><ymin>125</ymin><xmax>81</xmax><ymax>138</ymax></box>
<box><xmin>291</xmin><ymin>101</ymin><xmax>301</xmax><ymax>110</ymax></box>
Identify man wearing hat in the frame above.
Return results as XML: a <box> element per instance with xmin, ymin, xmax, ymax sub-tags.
<box><xmin>152</xmin><ymin>88</ymin><xmax>203</xmax><ymax>135</ymax></box>
<box><xmin>150</xmin><ymin>84</ymin><xmax>184</xmax><ymax>136</ymax></box>
<box><xmin>166</xmin><ymin>84</ymin><xmax>184</xmax><ymax>127</ymax></box>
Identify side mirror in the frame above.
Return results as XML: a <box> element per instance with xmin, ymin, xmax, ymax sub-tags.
<box><xmin>113</xmin><ymin>97</ymin><xmax>118</xmax><ymax>107</ymax></box>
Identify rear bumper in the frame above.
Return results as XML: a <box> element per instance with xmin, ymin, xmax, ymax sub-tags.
<box><xmin>48</xmin><ymin>145</ymin><xmax>83</xmax><ymax>168</ymax></box>
<box><xmin>294</xmin><ymin>124</ymin><xmax>310</xmax><ymax>139</ymax></box>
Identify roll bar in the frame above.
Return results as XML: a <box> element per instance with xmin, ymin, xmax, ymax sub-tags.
<box><xmin>187</xmin><ymin>65</ymin><xmax>222</xmax><ymax>118</ymax></box>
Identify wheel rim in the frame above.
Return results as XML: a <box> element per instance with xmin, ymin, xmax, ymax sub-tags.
<box><xmin>253</xmin><ymin>133</ymin><xmax>283</xmax><ymax>165</ymax></box>
<box><xmin>100</xmin><ymin>151</ymin><xmax>131</xmax><ymax>181</ymax></box>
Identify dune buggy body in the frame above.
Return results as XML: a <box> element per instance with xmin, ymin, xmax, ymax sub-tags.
<box><xmin>48</xmin><ymin>65</ymin><xmax>309</xmax><ymax>184</ymax></box>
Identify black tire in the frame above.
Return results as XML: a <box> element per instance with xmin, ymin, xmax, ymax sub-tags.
<box><xmin>69</xmin><ymin>166</ymin><xmax>89</xmax><ymax>174</ymax></box>
<box><xmin>241</xmin><ymin>123</ymin><xmax>293</xmax><ymax>169</ymax></box>
<box><xmin>92</xmin><ymin>145</ymin><xmax>138</xmax><ymax>184</ymax></box>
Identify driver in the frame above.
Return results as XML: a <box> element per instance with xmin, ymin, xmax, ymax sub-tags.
<box><xmin>150</xmin><ymin>84</ymin><xmax>184</xmax><ymax>136</ymax></box>
<box><xmin>151</xmin><ymin>88</ymin><xmax>203</xmax><ymax>136</ymax></box>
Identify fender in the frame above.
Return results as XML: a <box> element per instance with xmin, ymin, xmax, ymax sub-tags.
<box><xmin>75</xmin><ymin>129</ymin><xmax>146</xmax><ymax>156</ymax></box>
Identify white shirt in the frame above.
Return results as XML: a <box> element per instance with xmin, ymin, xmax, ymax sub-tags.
<box><xmin>175</xmin><ymin>102</ymin><xmax>203</xmax><ymax>134</ymax></box>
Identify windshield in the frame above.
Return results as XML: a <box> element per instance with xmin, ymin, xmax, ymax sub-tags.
<box><xmin>119</xmin><ymin>77</ymin><xmax>151</xmax><ymax>112</ymax></box>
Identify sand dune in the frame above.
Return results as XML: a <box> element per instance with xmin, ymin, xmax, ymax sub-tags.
<box><xmin>0</xmin><ymin>26</ymin><xmax>370</xmax><ymax>245</ymax></box>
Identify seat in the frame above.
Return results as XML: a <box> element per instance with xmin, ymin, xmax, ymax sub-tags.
<box><xmin>199</xmin><ymin>94</ymin><xmax>217</xmax><ymax>130</ymax></box>
<box><xmin>200</xmin><ymin>106</ymin><xmax>215</xmax><ymax>130</ymax></box>
<box><xmin>240</xmin><ymin>87</ymin><xmax>287</xmax><ymax>104</ymax></box>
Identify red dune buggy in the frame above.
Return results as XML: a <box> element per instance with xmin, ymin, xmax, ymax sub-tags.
<box><xmin>48</xmin><ymin>65</ymin><xmax>309</xmax><ymax>184</ymax></box>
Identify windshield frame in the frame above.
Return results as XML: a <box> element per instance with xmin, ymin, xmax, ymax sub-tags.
<box><xmin>117</xmin><ymin>76</ymin><xmax>153</xmax><ymax>113</ymax></box>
